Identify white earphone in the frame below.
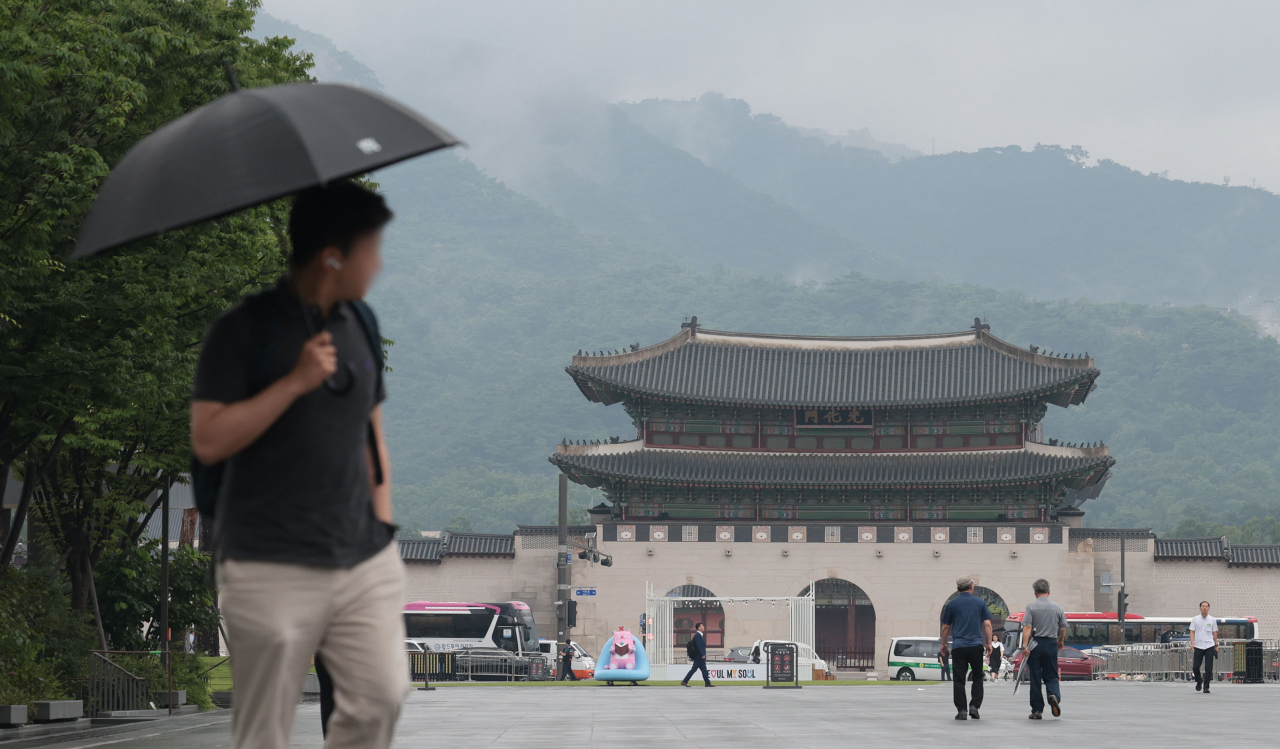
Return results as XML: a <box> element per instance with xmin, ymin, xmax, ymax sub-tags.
<box><xmin>326</xmin><ymin>257</ymin><xmax>343</xmax><ymax>270</ymax></box>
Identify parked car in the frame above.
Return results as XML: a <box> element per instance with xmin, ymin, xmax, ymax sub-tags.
<box><xmin>1009</xmin><ymin>646</ymin><xmax>1102</xmax><ymax>680</ymax></box>
<box><xmin>405</xmin><ymin>640</ymin><xmax>427</xmax><ymax>653</ymax></box>
<box><xmin>721</xmin><ymin>646</ymin><xmax>756</xmax><ymax>663</ymax></box>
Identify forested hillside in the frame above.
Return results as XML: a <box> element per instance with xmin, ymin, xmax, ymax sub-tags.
<box><xmin>621</xmin><ymin>94</ymin><xmax>1280</xmax><ymax>307</ymax></box>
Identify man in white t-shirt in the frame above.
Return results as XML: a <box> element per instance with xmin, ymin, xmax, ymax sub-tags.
<box><xmin>1189</xmin><ymin>600</ymin><xmax>1219</xmax><ymax>694</ymax></box>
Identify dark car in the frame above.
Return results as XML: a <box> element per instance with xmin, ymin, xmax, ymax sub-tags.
<box><xmin>722</xmin><ymin>646</ymin><xmax>755</xmax><ymax>663</ymax></box>
<box><xmin>1010</xmin><ymin>646</ymin><xmax>1102</xmax><ymax>680</ymax></box>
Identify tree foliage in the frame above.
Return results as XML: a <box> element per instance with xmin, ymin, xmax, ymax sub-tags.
<box><xmin>0</xmin><ymin>0</ymin><xmax>311</xmax><ymax>604</ymax></box>
<box><xmin>94</xmin><ymin>540</ymin><xmax>219</xmax><ymax>651</ymax></box>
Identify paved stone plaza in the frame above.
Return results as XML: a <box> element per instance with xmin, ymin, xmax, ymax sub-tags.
<box><xmin>28</xmin><ymin>682</ymin><xmax>1278</xmax><ymax>749</ymax></box>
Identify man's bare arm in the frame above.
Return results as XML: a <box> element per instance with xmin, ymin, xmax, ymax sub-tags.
<box><xmin>983</xmin><ymin>620</ymin><xmax>993</xmax><ymax>656</ymax></box>
<box><xmin>191</xmin><ymin>332</ymin><xmax>336</xmax><ymax>465</ymax></box>
<box><xmin>368</xmin><ymin>404</ymin><xmax>392</xmax><ymax>524</ymax></box>
<box><xmin>1021</xmin><ymin>624</ymin><xmax>1032</xmax><ymax>650</ymax></box>
<box><xmin>940</xmin><ymin>623</ymin><xmax>952</xmax><ymax>657</ymax></box>
<box><xmin>1057</xmin><ymin>627</ymin><xmax>1066</xmax><ymax>650</ymax></box>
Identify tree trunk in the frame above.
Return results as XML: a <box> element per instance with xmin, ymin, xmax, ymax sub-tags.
<box><xmin>0</xmin><ymin>419</ymin><xmax>73</xmax><ymax>567</ymax></box>
<box><xmin>67</xmin><ymin>548</ymin><xmax>90</xmax><ymax>613</ymax></box>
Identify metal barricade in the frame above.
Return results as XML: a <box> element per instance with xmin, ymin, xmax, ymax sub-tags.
<box><xmin>453</xmin><ymin>650</ymin><xmax>539</xmax><ymax>682</ymax></box>
<box><xmin>1092</xmin><ymin>640</ymin><xmax>1278</xmax><ymax>682</ymax></box>
<box><xmin>86</xmin><ymin>652</ymin><xmax>150</xmax><ymax>716</ymax></box>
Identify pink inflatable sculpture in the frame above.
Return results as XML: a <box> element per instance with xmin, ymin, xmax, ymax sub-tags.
<box><xmin>607</xmin><ymin>627</ymin><xmax>637</xmax><ymax>670</ymax></box>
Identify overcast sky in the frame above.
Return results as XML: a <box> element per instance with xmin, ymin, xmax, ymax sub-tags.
<box><xmin>264</xmin><ymin>0</ymin><xmax>1280</xmax><ymax>191</ymax></box>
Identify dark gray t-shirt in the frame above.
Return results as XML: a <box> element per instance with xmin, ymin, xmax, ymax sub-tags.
<box><xmin>1024</xmin><ymin>596</ymin><xmax>1068</xmax><ymax>638</ymax></box>
<box><xmin>192</xmin><ymin>285</ymin><xmax>392</xmax><ymax>568</ymax></box>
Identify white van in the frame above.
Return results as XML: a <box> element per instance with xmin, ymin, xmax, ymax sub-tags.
<box><xmin>537</xmin><ymin>639</ymin><xmax>595</xmax><ymax>678</ymax></box>
<box><xmin>888</xmin><ymin>637</ymin><xmax>944</xmax><ymax>681</ymax></box>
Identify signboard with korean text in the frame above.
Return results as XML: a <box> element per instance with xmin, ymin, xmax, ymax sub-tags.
<box><xmin>793</xmin><ymin>407</ymin><xmax>878</xmax><ymax>428</ymax></box>
<box><xmin>764</xmin><ymin>642</ymin><xmax>801</xmax><ymax>689</ymax></box>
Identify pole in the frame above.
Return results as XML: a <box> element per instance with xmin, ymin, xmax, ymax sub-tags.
<box><xmin>1118</xmin><ymin>533</ymin><xmax>1127</xmax><ymax>627</ymax></box>
<box><xmin>85</xmin><ymin>556</ymin><xmax>108</xmax><ymax>651</ymax></box>
<box><xmin>556</xmin><ymin>474</ymin><xmax>570</xmax><ymax>679</ymax></box>
<box><xmin>159</xmin><ymin>478</ymin><xmax>171</xmax><ymax>715</ymax></box>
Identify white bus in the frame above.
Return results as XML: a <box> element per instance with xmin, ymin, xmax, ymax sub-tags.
<box><xmin>403</xmin><ymin>601</ymin><xmax>542</xmax><ymax>659</ymax></box>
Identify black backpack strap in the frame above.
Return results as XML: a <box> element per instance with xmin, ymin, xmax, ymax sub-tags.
<box><xmin>348</xmin><ymin>299</ymin><xmax>386</xmax><ymax>486</ymax></box>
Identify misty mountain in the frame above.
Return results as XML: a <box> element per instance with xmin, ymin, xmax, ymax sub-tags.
<box><xmin>621</xmin><ymin>93</ymin><xmax>1280</xmax><ymax>307</ymax></box>
<box><xmin>253</xmin><ymin>14</ymin><xmax>382</xmax><ymax>90</ymax></box>
<box><xmin>506</xmin><ymin>104</ymin><xmax>911</xmax><ymax>281</ymax></box>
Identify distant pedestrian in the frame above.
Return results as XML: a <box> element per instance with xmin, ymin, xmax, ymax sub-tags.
<box><xmin>988</xmin><ymin>634</ymin><xmax>1003</xmax><ymax>680</ymax></box>
<box><xmin>560</xmin><ymin>643</ymin><xmax>579</xmax><ymax>681</ymax></box>
<box><xmin>681</xmin><ymin>623</ymin><xmax>714</xmax><ymax>687</ymax></box>
<box><xmin>940</xmin><ymin>576</ymin><xmax>993</xmax><ymax>720</ymax></box>
<box><xmin>1190</xmin><ymin>601</ymin><xmax>1219</xmax><ymax>694</ymax></box>
<box><xmin>1020</xmin><ymin>579</ymin><xmax>1067</xmax><ymax>719</ymax></box>
<box><xmin>939</xmin><ymin>648</ymin><xmax>951</xmax><ymax>681</ymax></box>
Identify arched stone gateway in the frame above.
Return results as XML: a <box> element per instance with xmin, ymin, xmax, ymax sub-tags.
<box><xmin>799</xmin><ymin>579</ymin><xmax>876</xmax><ymax>670</ymax></box>
<box><xmin>944</xmin><ymin>586</ymin><xmax>1010</xmax><ymax>632</ymax></box>
<box><xmin>666</xmin><ymin>585</ymin><xmax>725</xmax><ymax>651</ymax></box>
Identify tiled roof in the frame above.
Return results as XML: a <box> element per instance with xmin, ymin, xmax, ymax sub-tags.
<box><xmin>514</xmin><ymin>525</ymin><xmax>599</xmax><ymax>536</ymax></box>
<box><xmin>398</xmin><ymin>532</ymin><xmax>515</xmax><ymax>563</ymax></box>
<box><xmin>551</xmin><ymin>440</ymin><xmax>1113</xmax><ymax>489</ymax></box>
<box><xmin>1074</xmin><ymin>527</ymin><xmax>1155</xmax><ymax>539</ymax></box>
<box><xmin>1226</xmin><ymin>545</ymin><xmax>1280</xmax><ymax>567</ymax></box>
<box><xmin>1153</xmin><ymin>537</ymin><xmax>1280</xmax><ymax>566</ymax></box>
<box><xmin>1154</xmin><ymin>537</ymin><xmax>1224</xmax><ymax>559</ymax></box>
<box><xmin>568</xmin><ymin>327</ymin><xmax>1098</xmax><ymax>408</ymax></box>
<box><xmin>440</xmin><ymin>533</ymin><xmax>515</xmax><ymax>556</ymax></box>
<box><xmin>398</xmin><ymin>538</ymin><xmax>443</xmax><ymax>562</ymax></box>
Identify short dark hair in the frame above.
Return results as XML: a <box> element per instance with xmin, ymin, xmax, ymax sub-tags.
<box><xmin>288</xmin><ymin>181</ymin><xmax>392</xmax><ymax>267</ymax></box>
<box><xmin>695</xmin><ymin>622</ymin><xmax>705</xmax><ymax>631</ymax></box>
<box><xmin>1200</xmin><ymin>600</ymin><xmax>1210</xmax><ymax>607</ymax></box>
<box><xmin>1033</xmin><ymin>579</ymin><xmax>1050</xmax><ymax>595</ymax></box>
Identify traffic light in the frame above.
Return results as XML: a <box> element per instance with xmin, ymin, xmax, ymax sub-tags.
<box><xmin>1117</xmin><ymin>590</ymin><xmax>1129</xmax><ymax>623</ymax></box>
<box><xmin>601</xmin><ymin>556</ymin><xmax>612</xmax><ymax>567</ymax></box>
<box><xmin>567</xmin><ymin>600</ymin><xmax>578</xmax><ymax>628</ymax></box>
<box><xmin>578</xmin><ymin>550</ymin><xmax>589</xmax><ymax>560</ymax></box>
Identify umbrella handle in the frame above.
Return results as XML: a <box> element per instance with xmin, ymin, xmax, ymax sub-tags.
<box><xmin>291</xmin><ymin>275</ymin><xmax>351</xmax><ymax>395</ymax></box>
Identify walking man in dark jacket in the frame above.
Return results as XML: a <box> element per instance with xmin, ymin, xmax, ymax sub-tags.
<box><xmin>559</xmin><ymin>643</ymin><xmax>579</xmax><ymax>681</ymax></box>
<box><xmin>940</xmin><ymin>577</ymin><xmax>993</xmax><ymax>720</ymax></box>
<box><xmin>681</xmin><ymin>623</ymin><xmax>714</xmax><ymax>687</ymax></box>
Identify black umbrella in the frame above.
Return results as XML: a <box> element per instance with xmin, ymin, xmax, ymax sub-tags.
<box><xmin>73</xmin><ymin>82</ymin><xmax>459</xmax><ymax>257</ymax></box>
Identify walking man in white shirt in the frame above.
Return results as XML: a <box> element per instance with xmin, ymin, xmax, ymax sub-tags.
<box><xmin>1190</xmin><ymin>601</ymin><xmax>1219</xmax><ymax>694</ymax></box>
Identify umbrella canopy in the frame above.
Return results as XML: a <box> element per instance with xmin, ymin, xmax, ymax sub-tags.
<box><xmin>74</xmin><ymin>83</ymin><xmax>459</xmax><ymax>257</ymax></box>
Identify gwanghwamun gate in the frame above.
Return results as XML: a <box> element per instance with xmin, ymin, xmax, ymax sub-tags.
<box><xmin>399</xmin><ymin>320</ymin><xmax>1280</xmax><ymax>675</ymax></box>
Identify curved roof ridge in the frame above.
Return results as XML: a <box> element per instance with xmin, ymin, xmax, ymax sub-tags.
<box><xmin>556</xmin><ymin>441</ymin><xmax>1108</xmax><ymax>460</ymax></box>
<box><xmin>570</xmin><ymin>324</ymin><xmax>1094</xmax><ymax>368</ymax></box>
<box><xmin>550</xmin><ymin>443</ymin><xmax>1115</xmax><ymax>488</ymax></box>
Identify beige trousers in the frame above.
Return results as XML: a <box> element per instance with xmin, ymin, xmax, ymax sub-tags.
<box><xmin>219</xmin><ymin>542</ymin><xmax>410</xmax><ymax>749</ymax></box>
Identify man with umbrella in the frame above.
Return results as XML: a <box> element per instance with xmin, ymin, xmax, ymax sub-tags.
<box><xmin>74</xmin><ymin>80</ymin><xmax>458</xmax><ymax>749</ymax></box>
<box><xmin>191</xmin><ymin>182</ymin><xmax>407</xmax><ymax>748</ymax></box>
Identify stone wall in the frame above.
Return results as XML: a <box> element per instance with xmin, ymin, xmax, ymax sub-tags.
<box><xmin>399</xmin><ymin>526</ymin><xmax>1280</xmax><ymax>671</ymax></box>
